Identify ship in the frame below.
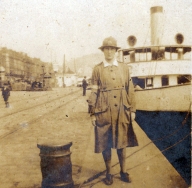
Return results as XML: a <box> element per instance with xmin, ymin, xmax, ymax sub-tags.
<box><xmin>118</xmin><ymin>6</ymin><xmax>191</xmax><ymax>185</ymax></box>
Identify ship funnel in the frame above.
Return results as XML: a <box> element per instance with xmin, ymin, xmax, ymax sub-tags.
<box><xmin>150</xmin><ymin>6</ymin><xmax>163</xmax><ymax>45</ymax></box>
<box><xmin>127</xmin><ymin>35</ymin><xmax>137</xmax><ymax>47</ymax></box>
<box><xmin>150</xmin><ymin>6</ymin><xmax>164</xmax><ymax>60</ymax></box>
<box><xmin>175</xmin><ymin>33</ymin><xmax>184</xmax><ymax>44</ymax></box>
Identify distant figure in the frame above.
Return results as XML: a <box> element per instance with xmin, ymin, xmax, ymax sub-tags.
<box><xmin>2</xmin><ymin>84</ymin><xmax>10</xmax><ymax>108</ymax></box>
<box><xmin>82</xmin><ymin>76</ymin><xmax>88</xmax><ymax>96</ymax></box>
<box><xmin>31</xmin><ymin>81</ymin><xmax>37</xmax><ymax>90</ymax></box>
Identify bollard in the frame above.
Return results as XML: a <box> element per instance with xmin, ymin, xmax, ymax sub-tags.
<box><xmin>37</xmin><ymin>142</ymin><xmax>74</xmax><ymax>188</ymax></box>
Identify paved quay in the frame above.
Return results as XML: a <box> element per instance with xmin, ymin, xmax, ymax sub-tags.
<box><xmin>0</xmin><ymin>88</ymin><xmax>189</xmax><ymax>188</ymax></box>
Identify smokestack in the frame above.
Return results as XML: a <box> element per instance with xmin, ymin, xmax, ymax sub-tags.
<box><xmin>150</xmin><ymin>6</ymin><xmax>163</xmax><ymax>45</ymax></box>
<box><xmin>150</xmin><ymin>6</ymin><xmax>164</xmax><ymax>60</ymax></box>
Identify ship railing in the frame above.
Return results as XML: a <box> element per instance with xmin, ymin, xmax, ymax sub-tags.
<box><xmin>118</xmin><ymin>45</ymin><xmax>191</xmax><ymax>63</ymax></box>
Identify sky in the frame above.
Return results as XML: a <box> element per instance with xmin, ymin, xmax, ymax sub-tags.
<box><xmin>0</xmin><ymin>0</ymin><xmax>191</xmax><ymax>65</ymax></box>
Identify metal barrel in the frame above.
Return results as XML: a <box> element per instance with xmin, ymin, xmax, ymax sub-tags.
<box><xmin>37</xmin><ymin>142</ymin><xmax>74</xmax><ymax>188</ymax></box>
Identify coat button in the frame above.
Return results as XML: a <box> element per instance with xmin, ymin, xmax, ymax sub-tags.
<box><xmin>112</xmin><ymin>78</ymin><xmax>115</xmax><ymax>80</ymax></box>
<box><xmin>114</xmin><ymin>104</ymin><xmax>118</xmax><ymax>107</ymax></box>
<box><xmin>114</xmin><ymin>96</ymin><xmax>116</xmax><ymax>98</ymax></box>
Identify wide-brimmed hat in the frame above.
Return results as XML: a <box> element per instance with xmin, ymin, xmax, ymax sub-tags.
<box><xmin>98</xmin><ymin>36</ymin><xmax>120</xmax><ymax>50</ymax></box>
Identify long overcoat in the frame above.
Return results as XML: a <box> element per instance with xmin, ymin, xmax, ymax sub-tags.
<box><xmin>89</xmin><ymin>61</ymin><xmax>138</xmax><ymax>153</ymax></box>
<box><xmin>2</xmin><ymin>87</ymin><xmax>10</xmax><ymax>102</ymax></box>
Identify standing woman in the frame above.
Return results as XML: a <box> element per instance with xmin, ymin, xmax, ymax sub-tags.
<box><xmin>2</xmin><ymin>84</ymin><xmax>10</xmax><ymax>108</ymax></box>
<box><xmin>88</xmin><ymin>37</ymin><xmax>138</xmax><ymax>185</ymax></box>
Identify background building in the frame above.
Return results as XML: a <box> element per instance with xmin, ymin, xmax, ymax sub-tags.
<box><xmin>0</xmin><ymin>47</ymin><xmax>56</xmax><ymax>89</ymax></box>
<box><xmin>55</xmin><ymin>67</ymin><xmax>77</xmax><ymax>87</ymax></box>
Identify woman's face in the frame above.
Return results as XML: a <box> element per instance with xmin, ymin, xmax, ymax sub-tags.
<box><xmin>103</xmin><ymin>47</ymin><xmax>116</xmax><ymax>61</ymax></box>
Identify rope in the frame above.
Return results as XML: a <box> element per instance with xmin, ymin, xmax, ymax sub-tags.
<box><xmin>79</xmin><ymin>131</ymin><xmax>191</xmax><ymax>187</ymax></box>
<box><xmin>78</xmin><ymin>109</ymin><xmax>191</xmax><ymax>187</ymax></box>
<box><xmin>78</xmin><ymin>107</ymin><xmax>191</xmax><ymax>188</ymax></box>
<box><xmin>182</xmin><ymin>103</ymin><xmax>191</xmax><ymax>126</ymax></box>
<box><xmin>150</xmin><ymin>107</ymin><xmax>191</xmax><ymax>142</ymax></box>
<box><xmin>79</xmin><ymin>108</ymin><xmax>191</xmax><ymax>187</ymax></box>
<box><xmin>161</xmin><ymin>132</ymin><xmax>191</xmax><ymax>153</ymax></box>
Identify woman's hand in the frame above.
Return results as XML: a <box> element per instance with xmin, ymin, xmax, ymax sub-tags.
<box><xmin>92</xmin><ymin>120</ymin><xmax>96</xmax><ymax>127</ymax></box>
<box><xmin>91</xmin><ymin>115</ymin><xmax>96</xmax><ymax>126</ymax></box>
<box><xmin>131</xmin><ymin>112</ymin><xmax>136</xmax><ymax>122</ymax></box>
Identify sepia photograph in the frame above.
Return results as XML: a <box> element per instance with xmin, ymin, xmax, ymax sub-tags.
<box><xmin>0</xmin><ymin>0</ymin><xmax>191</xmax><ymax>187</ymax></box>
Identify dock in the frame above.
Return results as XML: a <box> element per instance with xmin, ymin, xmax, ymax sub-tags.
<box><xmin>0</xmin><ymin>88</ymin><xmax>189</xmax><ymax>188</ymax></box>
<box><xmin>76</xmin><ymin>121</ymin><xmax>189</xmax><ymax>188</ymax></box>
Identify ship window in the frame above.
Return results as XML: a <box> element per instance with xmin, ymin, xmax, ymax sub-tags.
<box><xmin>162</xmin><ymin>76</ymin><xmax>169</xmax><ymax>86</ymax></box>
<box><xmin>132</xmin><ymin>77</ymin><xmax>145</xmax><ymax>89</ymax></box>
<box><xmin>146</xmin><ymin>77</ymin><xmax>153</xmax><ymax>87</ymax></box>
<box><xmin>177</xmin><ymin>75</ymin><xmax>191</xmax><ymax>84</ymax></box>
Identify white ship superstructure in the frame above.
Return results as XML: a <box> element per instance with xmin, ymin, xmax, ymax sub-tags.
<box><xmin>118</xmin><ymin>6</ymin><xmax>191</xmax><ymax>112</ymax></box>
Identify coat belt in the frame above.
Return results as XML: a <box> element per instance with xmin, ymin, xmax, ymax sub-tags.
<box><xmin>99</xmin><ymin>87</ymin><xmax>125</xmax><ymax>92</ymax></box>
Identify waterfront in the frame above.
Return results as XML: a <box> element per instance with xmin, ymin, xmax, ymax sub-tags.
<box><xmin>0</xmin><ymin>88</ymin><xmax>189</xmax><ymax>187</ymax></box>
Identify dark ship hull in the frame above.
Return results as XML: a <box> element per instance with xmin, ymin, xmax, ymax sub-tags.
<box><xmin>135</xmin><ymin>110</ymin><xmax>191</xmax><ymax>185</ymax></box>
